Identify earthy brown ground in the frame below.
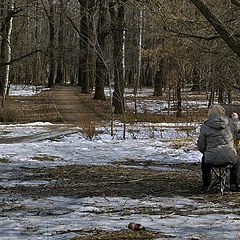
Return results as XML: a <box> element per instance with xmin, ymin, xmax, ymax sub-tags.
<box><xmin>8</xmin><ymin>164</ymin><xmax>200</xmax><ymax>198</ymax></box>
<box><xmin>3</xmin><ymin>87</ymin><xmax>104</xmax><ymax>124</ymax></box>
<box><xmin>7</xmin><ymin>163</ymin><xmax>240</xmax><ymax>203</ymax></box>
<box><xmin>2</xmin><ymin>86</ymin><xmax>208</xmax><ymax>124</ymax></box>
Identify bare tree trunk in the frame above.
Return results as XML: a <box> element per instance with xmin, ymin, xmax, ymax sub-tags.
<box><xmin>137</xmin><ymin>8</ymin><xmax>143</xmax><ymax>91</ymax></box>
<box><xmin>110</xmin><ymin>1</ymin><xmax>125</xmax><ymax>114</ymax></box>
<box><xmin>208</xmin><ymin>87</ymin><xmax>215</xmax><ymax>108</ymax></box>
<box><xmin>133</xmin><ymin>8</ymin><xmax>143</xmax><ymax>114</ymax></box>
<box><xmin>94</xmin><ymin>0</ymin><xmax>107</xmax><ymax>100</ymax></box>
<box><xmin>176</xmin><ymin>79</ymin><xmax>182</xmax><ymax>117</ymax></box>
<box><xmin>191</xmin><ymin>65</ymin><xmax>200</xmax><ymax>91</ymax></box>
<box><xmin>94</xmin><ymin>1</ymin><xmax>107</xmax><ymax>100</ymax></box>
<box><xmin>218</xmin><ymin>84</ymin><xmax>224</xmax><ymax>104</ymax></box>
<box><xmin>0</xmin><ymin>1</ymin><xmax>7</xmax><ymax>96</ymax></box>
<box><xmin>78</xmin><ymin>0</ymin><xmax>90</xmax><ymax>93</ymax></box>
<box><xmin>48</xmin><ymin>0</ymin><xmax>55</xmax><ymax>88</ymax></box>
<box><xmin>0</xmin><ymin>0</ymin><xmax>14</xmax><ymax>102</ymax></box>
<box><xmin>154</xmin><ymin>59</ymin><xmax>164</xmax><ymax>96</ymax></box>
<box><xmin>55</xmin><ymin>0</ymin><xmax>64</xmax><ymax>85</ymax></box>
<box><xmin>227</xmin><ymin>90</ymin><xmax>232</xmax><ymax>104</ymax></box>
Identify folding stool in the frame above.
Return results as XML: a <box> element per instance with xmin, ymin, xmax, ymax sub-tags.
<box><xmin>207</xmin><ymin>163</ymin><xmax>232</xmax><ymax>195</ymax></box>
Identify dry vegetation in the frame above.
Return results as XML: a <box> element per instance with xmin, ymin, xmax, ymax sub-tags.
<box><xmin>8</xmin><ymin>163</ymin><xmax>240</xmax><ymax>203</ymax></box>
<box><xmin>78</xmin><ymin>92</ymin><xmax>208</xmax><ymax>124</ymax></box>
<box><xmin>1</xmin><ymin>86</ymin><xmax>209</xmax><ymax>125</ymax></box>
<box><xmin>5</xmin><ymin>163</ymin><xmax>240</xmax><ymax>240</ymax></box>
<box><xmin>72</xmin><ymin>229</ymin><xmax>166</xmax><ymax>240</ymax></box>
<box><xmin>2</xmin><ymin>91</ymin><xmax>60</xmax><ymax>123</ymax></box>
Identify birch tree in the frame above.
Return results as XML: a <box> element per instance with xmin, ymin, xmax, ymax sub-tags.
<box><xmin>0</xmin><ymin>0</ymin><xmax>15</xmax><ymax>100</ymax></box>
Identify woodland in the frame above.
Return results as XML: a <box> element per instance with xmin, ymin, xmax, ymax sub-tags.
<box><xmin>1</xmin><ymin>1</ymin><xmax>240</xmax><ymax>239</ymax></box>
<box><xmin>1</xmin><ymin>0</ymin><xmax>240</xmax><ymax>119</ymax></box>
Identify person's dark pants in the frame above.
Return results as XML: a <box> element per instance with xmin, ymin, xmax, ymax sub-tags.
<box><xmin>201</xmin><ymin>155</ymin><xmax>240</xmax><ymax>187</ymax></box>
<box><xmin>201</xmin><ymin>156</ymin><xmax>212</xmax><ymax>187</ymax></box>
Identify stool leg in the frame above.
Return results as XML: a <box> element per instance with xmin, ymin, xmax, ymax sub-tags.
<box><xmin>220</xmin><ymin>168</ymin><xmax>229</xmax><ymax>195</ymax></box>
<box><xmin>220</xmin><ymin>172</ymin><xmax>225</xmax><ymax>195</ymax></box>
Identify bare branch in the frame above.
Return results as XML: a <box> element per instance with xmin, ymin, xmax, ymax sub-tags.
<box><xmin>167</xmin><ymin>27</ymin><xmax>240</xmax><ymax>41</ymax></box>
<box><xmin>231</xmin><ymin>0</ymin><xmax>240</xmax><ymax>7</ymax></box>
<box><xmin>191</xmin><ymin>0</ymin><xmax>240</xmax><ymax>57</ymax></box>
<box><xmin>0</xmin><ymin>50</ymin><xmax>47</xmax><ymax>67</ymax></box>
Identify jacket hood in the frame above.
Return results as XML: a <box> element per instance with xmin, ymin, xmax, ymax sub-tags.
<box><xmin>205</xmin><ymin>115</ymin><xmax>229</xmax><ymax>130</ymax></box>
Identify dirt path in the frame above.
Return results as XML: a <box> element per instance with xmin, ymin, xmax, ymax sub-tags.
<box><xmin>52</xmin><ymin>85</ymin><xmax>101</xmax><ymax>124</ymax></box>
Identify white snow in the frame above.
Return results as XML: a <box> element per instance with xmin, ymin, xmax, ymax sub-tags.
<box><xmin>0</xmin><ymin>86</ymin><xmax>239</xmax><ymax>240</ymax></box>
<box><xmin>9</xmin><ymin>85</ymin><xmax>48</xmax><ymax>96</ymax></box>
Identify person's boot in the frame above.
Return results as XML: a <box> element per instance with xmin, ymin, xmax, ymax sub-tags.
<box><xmin>201</xmin><ymin>173</ymin><xmax>211</xmax><ymax>193</ymax></box>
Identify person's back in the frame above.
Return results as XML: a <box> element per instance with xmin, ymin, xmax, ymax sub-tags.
<box><xmin>198</xmin><ymin>114</ymin><xmax>238</xmax><ymax>166</ymax></box>
<box><xmin>197</xmin><ymin>105</ymin><xmax>240</xmax><ymax>192</ymax></box>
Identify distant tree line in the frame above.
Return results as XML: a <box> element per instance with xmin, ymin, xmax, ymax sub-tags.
<box><xmin>1</xmin><ymin>0</ymin><xmax>240</xmax><ymax>115</ymax></box>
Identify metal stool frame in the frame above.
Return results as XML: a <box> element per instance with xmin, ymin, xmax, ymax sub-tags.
<box><xmin>207</xmin><ymin>164</ymin><xmax>232</xmax><ymax>195</ymax></box>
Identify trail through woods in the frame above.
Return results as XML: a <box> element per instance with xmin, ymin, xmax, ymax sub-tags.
<box><xmin>0</xmin><ymin>86</ymin><xmax>102</xmax><ymax>144</ymax></box>
<box><xmin>52</xmin><ymin>86</ymin><xmax>101</xmax><ymax>124</ymax></box>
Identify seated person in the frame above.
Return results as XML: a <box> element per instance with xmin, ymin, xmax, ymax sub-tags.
<box><xmin>197</xmin><ymin>105</ymin><xmax>240</xmax><ymax>192</ymax></box>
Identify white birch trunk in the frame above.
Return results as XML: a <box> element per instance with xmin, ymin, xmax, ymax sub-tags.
<box><xmin>4</xmin><ymin>0</ymin><xmax>14</xmax><ymax>99</ymax></box>
<box><xmin>134</xmin><ymin>8</ymin><xmax>143</xmax><ymax>114</ymax></box>
<box><xmin>137</xmin><ymin>8</ymin><xmax>143</xmax><ymax>90</ymax></box>
<box><xmin>122</xmin><ymin>29</ymin><xmax>126</xmax><ymax>84</ymax></box>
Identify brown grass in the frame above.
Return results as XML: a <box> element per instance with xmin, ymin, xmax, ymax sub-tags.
<box><xmin>79</xmin><ymin>114</ymin><xmax>98</xmax><ymax>140</ymax></box>
<box><xmin>72</xmin><ymin>230</ymin><xmax>165</xmax><ymax>240</ymax></box>
<box><xmin>0</xmin><ymin>88</ymin><xmax>208</xmax><ymax>124</ymax></box>
<box><xmin>78</xmin><ymin>92</ymin><xmax>207</xmax><ymax>124</ymax></box>
<box><xmin>3</xmin><ymin>91</ymin><xmax>60</xmax><ymax>123</ymax></box>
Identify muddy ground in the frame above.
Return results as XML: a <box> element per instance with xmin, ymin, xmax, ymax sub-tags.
<box><xmin>2</xmin><ymin>162</ymin><xmax>240</xmax><ymax>239</ymax></box>
<box><xmin>5</xmin><ymin>162</ymin><xmax>240</xmax><ymax>203</ymax></box>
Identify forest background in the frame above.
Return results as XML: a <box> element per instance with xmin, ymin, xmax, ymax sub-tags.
<box><xmin>1</xmin><ymin>0</ymin><xmax>240</xmax><ymax>121</ymax></box>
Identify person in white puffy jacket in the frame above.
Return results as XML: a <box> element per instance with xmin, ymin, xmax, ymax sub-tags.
<box><xmin>197</xmin><ymin>105</ymin><xmax>240</xmax><ymax>192</ymax></box>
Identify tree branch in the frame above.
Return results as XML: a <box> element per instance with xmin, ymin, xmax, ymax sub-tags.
<box><xmin>65</xmin><ymin>14</ymin><xmax>81</xmax><ymax>36</ymax></box>
<box><xmin>231</xmin><ymin>0</ymin><xmax>240</xmax><ymax>7</ymax></box>
<box><xmin>0</xmin><ymin>50</ymin><xmax>47</xmax><ymax>66</ymax></box>
<box><xmin>191</xmin><ymin>0</ymin><xmax>240</xmax><ymax>57</ymax></box>
<box><xmin>167</xmin><ymin>27</ymin><xmax>240</xmax><ymax>41</ymax></box>
<box><xmin>0</xmin><ymin>8</ymin><xmax>23</xmax><ymax>32</ymax></box>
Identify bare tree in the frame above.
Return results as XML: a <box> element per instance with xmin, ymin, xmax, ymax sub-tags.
<box><xmin>110</xmin><ymin>1</ymin><xmax>125</xmax><ymax>114</ymax></box>
<box><xmin>55</xmin><ymin>0</ymin><xmax>64</xmax><ymax>84</ymax></box>
<box><xmin>94</xmin><ymin>0</ymin><xmax>109</xmax><ymax>100</ymax></box>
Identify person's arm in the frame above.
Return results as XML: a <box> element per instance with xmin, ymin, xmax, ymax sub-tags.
<box><xmin>197</xmin><ymin>125</ymin><xmax>207</xmax><ymax>154</ymax></box>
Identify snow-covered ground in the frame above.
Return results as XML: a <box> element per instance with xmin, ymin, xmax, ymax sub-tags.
<box><xmin>9</xmin><ymin>84</ymin><xmax>49</xmax><ymax>96</ymax></box>
<box><xmin>1</xmin><ymin>122</ymin><xmax>239</xmax><ymax>240</ymax></box>
<box><xmin>106</xmin><ymin>87</ymin><xmax>209</xmax><ymax>115</ymax></box>
<box><xmin>0</xmin><ymin>85</ymin><xmax>239</xmax><ymax>240</ymax></box>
